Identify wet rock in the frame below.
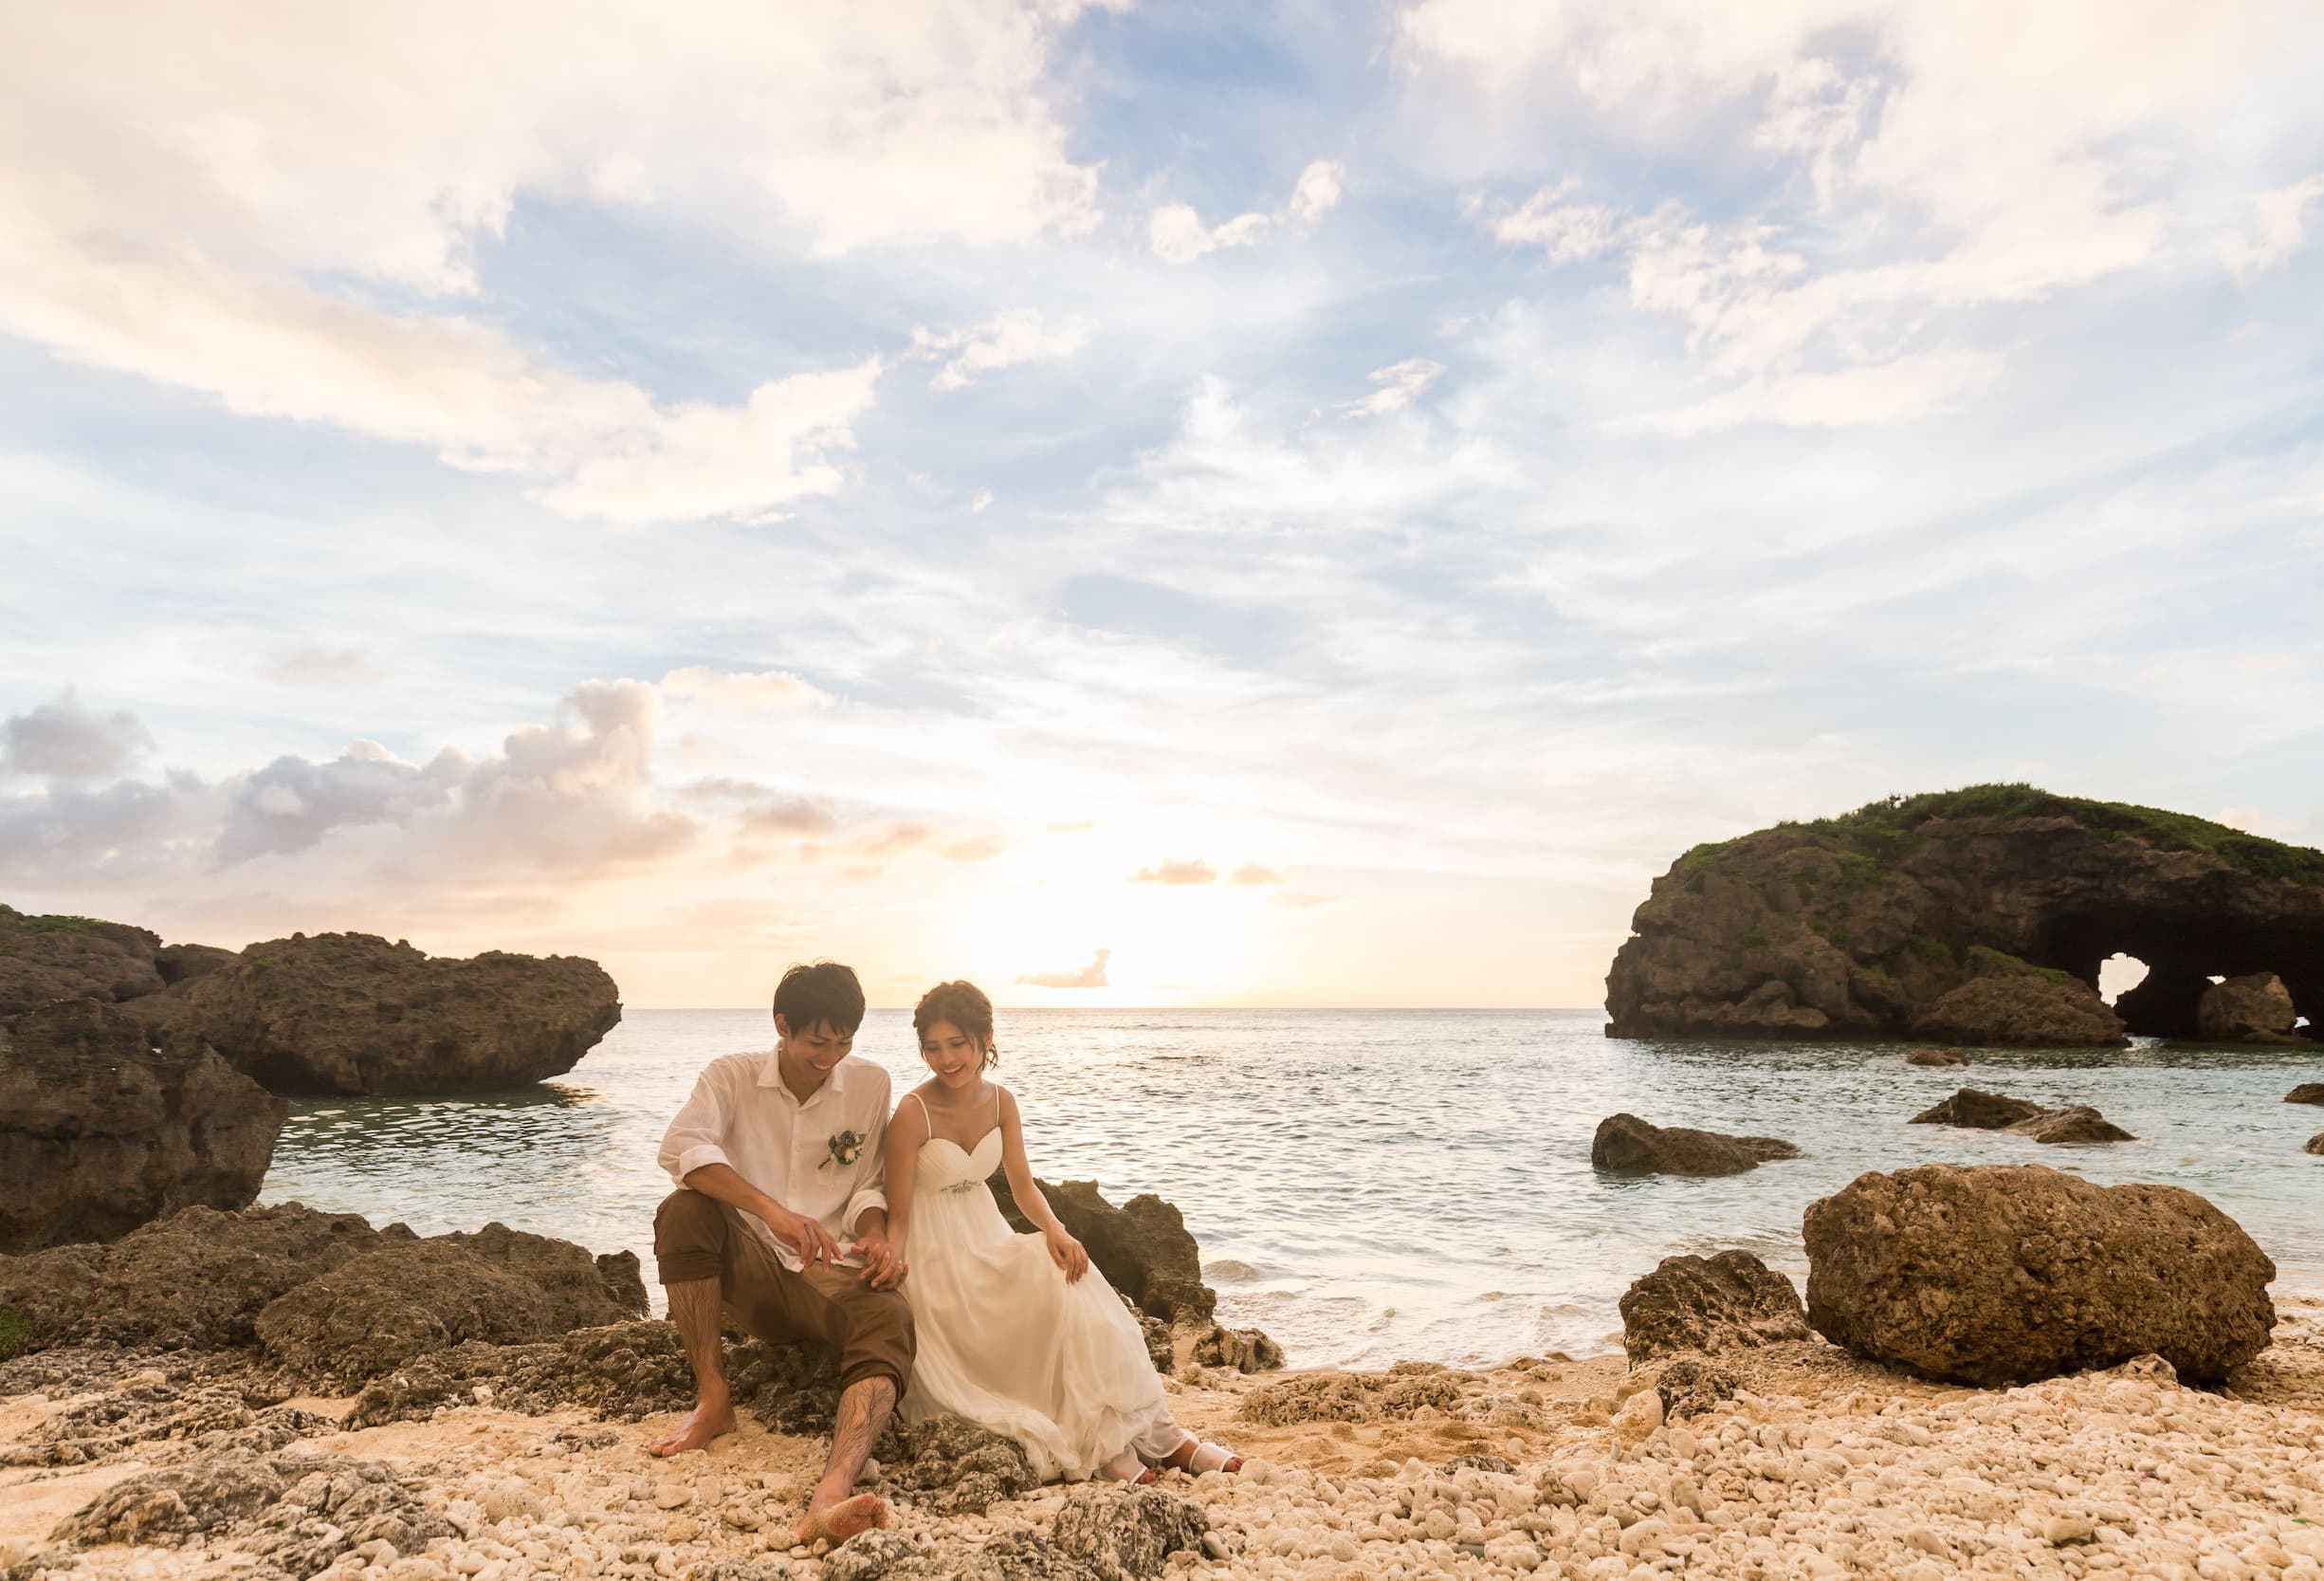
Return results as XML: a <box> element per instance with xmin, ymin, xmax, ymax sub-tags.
<box><xmin>2197</xmin><ymin>972</ymin><xmax>2302</xmax><ymax>1042</ymax></box>
<box><xmin>1912</xmin><ymin>968</ymin><xmax>2128</xmax><ymax>1049</ymax></box>
<box><xmin>1240</xmin><ymin>1361</ymin><xmax>1463</xmax><ymax>1425</ymax></box>
<box><xmin>166</xmin><ymin>930</ymin><xmax>621</xmax><ymax>1094</ymax></box>
<box><xmin>0</xmin><ymin>1201</ymin><xmax>396</xmax><ymax>1353</ymax></box>
<box><xmin>1803</xmin><ymin>1163</ymin><xmax>2277</xmax><ymax>1386</ymax></box>
<box><xmin>1619</xmin><ymin>1249</ymin><xmax>1810</xmax><ymax>1361</ymax></box>
<box><xmin>1190</xmin><ymin>1322</ymin><xmax>1284</xmax><ymax>1373</ymax></box>
<box><xmin>1135</xmin><ymin>1311</ymin><xmax>1173</xmax><ymax>1372</ymax></box>
<box><xmin>2305</xmin><ymin>1131</ymin><xmax>2323</xmax><ymax>1156</ymax></box>
<box><xmin>51</xmin><ymin>1454</ymin><xmax>285</xmax><ymax>1546</ymax></box>
<box><xmin>0</xmin><ymin>997</ymin><xmax>285</xmax><ymax>1252</ymax></box>
<box><xmin>1656</xmin><ymin>1355</ymin><xmax>1743</xmax><ymax>1419</ymax></box>
<box><xmin>1052</xmin><ymin>1485</ymin><xmax>1208</xmax><ymax>1581</ymax></box>
<box><xmin>0</xmin><ymin>906</ymin><xmax>167</xmax><ymax>1015</ymax></box>
<box><xmin>1591</xmin><ymin>1112</ymin><xmax>1800</xmax><ymax>1176</ymax></box>
<box><xmin>2006</xmin><ymin>1105</ymin><xmax>2135</xmax><ymax>1144</ymax></box>
<box><xmin>1908</xmin><ymin>1087</ymin><xmax>2043</xmax><ymax>1129</ymax></box>
<box><xmin>1905</xmin><ymin>1046</ymin><xmax>1966</xmax><ymax>1066</ymax></box>
<box><xmin>1603</xmin><ymin>789</ymin><xmax>2324</xmax><ymax>1042</ymax></box>
<box><xmin>2284</xmin><ymin>1082</ymin><xmax>2324</xmax><ymax>1105</ymax></box>
<box><xmin>883</xmin><ymin>1411</ymin><xmax>1037</xmax><ymax>1515</ymax></box>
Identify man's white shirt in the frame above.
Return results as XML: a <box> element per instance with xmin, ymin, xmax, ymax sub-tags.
<box><xmin>658</xmin><ymin>1049</ymin><xmax>891</xmax><ymax>1272</ymax></box>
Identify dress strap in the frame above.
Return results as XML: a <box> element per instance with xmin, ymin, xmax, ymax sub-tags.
<box><xmin>908</xmin><ymin>1090</ymin><xmax>933</xmax><ymax>1136</ymax></box>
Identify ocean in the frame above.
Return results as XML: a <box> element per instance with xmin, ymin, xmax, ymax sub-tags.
<box><xmin>257</xmin><ymin>1008</ymin><xmax>2324</xmax><ymax>1370</ymax></box>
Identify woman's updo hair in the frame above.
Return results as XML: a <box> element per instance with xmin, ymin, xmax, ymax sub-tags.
<box><xmin>913</xmin><ymin>980</ymin><xmax>997</xmax><ymax>1069</ymax></box>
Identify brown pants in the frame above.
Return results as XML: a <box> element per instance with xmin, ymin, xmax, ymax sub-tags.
<box><xmin>653</xmin><ymin>1188</ymin><xmax>915</xmax><ymax>1398</ymax></box>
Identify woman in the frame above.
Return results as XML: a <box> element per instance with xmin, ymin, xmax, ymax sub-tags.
<box><xmin>883</xmin><ymin>980</ymin><xmax>1241</xmax><ymax>1483</ymax></box>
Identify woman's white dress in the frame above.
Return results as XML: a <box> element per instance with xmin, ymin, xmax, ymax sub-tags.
<box><xmin>897</xmin><ymin>1100</ymin><xmax>1182</xmax><ymax>1480</ymax></box>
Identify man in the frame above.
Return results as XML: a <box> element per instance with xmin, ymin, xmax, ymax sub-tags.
<box><xmin>650</xmin><ymin>960</ymin><xmax>912</xmax><ymax>1546</ymax></box>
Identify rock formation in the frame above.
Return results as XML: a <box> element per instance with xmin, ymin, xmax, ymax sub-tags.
<box><xmin>2308</xmin><ymin>1132</ymin><xmax>2324</xmax><ymax>1156</ymax></box>
<box><xmin>0</xmin><ymin>1201</ymin><xmax>644</xmax><ymax>1370</ymax></box>
<box><xmin>1908</xmin><ymin>1087</ymin><xmax>2134</xmax><ymax>1143</ymax></box>
<box><xmin>1590</xmin><ymin>1113</ymin><xmax>1801</xmax><ymax>1176</ymax></box>
<box><xmin>1603</xmin><ymin>785</ymin><xmax>2324</xmax><ymax>1041</ymax></box>
<box><xmin>1618</xmin><ymin>1250</ymin><xmax>1809</xmax><ymax>1361</ymax></box>
<box><xmin>2290</xmin><ymin>1083</ymin><xmax>2324</xmax><ymax>1104</ymax></box>
<box><xmin>1904</xmin><ymin>1046</ymin><xmax>1965</xmax><ymax>1066</ymax></box>
<box><xmin>2197</xmin><ymin>973</ymin><xmax>2302</xmax><ymax>1043</ymax></box>
<box><xmin>3</xmin><ymin>906</ymin><xmax>623</xmax><ymax>1094</ymax></box>
<box><xmin>1802</xmin><ymin>1164</ymin><xmax>2276</xmax><ymax>1386</ymax></box>
<box><xmin>0</xmin><ymin>998</ymin><xmax>285</xmax><ymax>1253</ymax></box>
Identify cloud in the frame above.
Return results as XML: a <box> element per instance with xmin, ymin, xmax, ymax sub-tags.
<box><xmin>1288</xmin><ymin>160</ymin><xmax>1345</xmax><ymax>226</ymax></box>
<box><xmin>971</xmin><ymin>490</ymin><xmax>996</xmax><ymax>514</ymax></box>
<box><xmin>1149</xmin><ymin>158</ymin><xmax>1346</xmax><ymax>264</ymax></box>
<box><xmin>912</xmin><ymin>309</ymin><xmax>1089</xmax><ymax>391</ymax></box>
<box><xmin>262</xmin><ymin>645</ymin><xmax>383</xmax><ymax>689</ymax></box>
<box><xmin>1428</xmin><ymin>0</ymin><xmax>2319</xmax><ymax>423</ymax></box>
<box><xmin>1</xmin><ymin>690</ymin><xmax>156</xmax><ymax>779</ymax></box>
<box><xmin>1016</xmin><ymin>947</ymin><xmax>1111</xmax><ymax>988</ymax></box>
<box><xmin>737</xmin><ymin>797</ymin><xmax>842</xmax><ymax>836</ymax></box>
<box><xmin>1273</xmin><ymin>892</ymin><xmax>1329</xmax><ymax>910</ymax></box>
<box><xmin>1149</xmin><ymin>204</ymin><xmax>1272</xmax><ymax>266</ymax></box>
<box><xmin>0</xmin><ymin>1</ymin><xmax>1110</xmax><ymax>520</ymax></box>
<box><xmin>1343</xmin><ymin>358</ymin><xmax>1445</xmax><ymax>418</ymax></box>
<box><xmin>1228</xmin><ymin>864</ymin><xmax>1283</xmax><ymax>885</ymax></box>
<box><xmin>1130</xmin><ymin>857</ymin><xmax>1217</xmax><ymax>885</ymax></box>
<box><xmin>659</xmin><ymin>666</ymin><xmax>834</xmax><ymax>710</ymax></box>
<box><xmin>1</xmin><ymin>680</ymin><xmax>693</xmax><ymax>884</ymax></box>
<box><xmin>2223</xmin><ymin>175</ymin><xmax>2324</xmax><ymax>282</ymax></box>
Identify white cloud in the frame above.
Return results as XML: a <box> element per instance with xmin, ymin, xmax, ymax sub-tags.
<box><xmin>971</xmin><ymin>489</ymin><xmax>997</xmax><ymax>514</ymax></box>
<box><xmin>912</xmin><ymin>309</ymin><xmax>1090</xmax><ymax>391</ymax></box>
<box><xmin>1288</xmin><ymin>160</ymin><xmax>1345</xmax><ymax>226</ymax></box>
<box><xmin>1</xmin><ymin>690</ymin><xmax>155</xmax><ymax>779</ymax></box>
<box><xmin>0</xmin><ymin>1</ymin><xmax>1109</xmax><ymax>520</ymax></box>
<box><xmin>2223</xmin><ymin>175</ymin><xmax>2324</xmax><ymax>282</ymax></box>
<box><xmin>1130</xmin><ymin>857</ymin><xmax>1217</xmax><ymax>885</ymax></box>
<box><xmin>1016</xmin><ymin>947</ymin><xmax>1111</xmax><ymax>988</ymax></box>
<box><xmin>659</xmin><ymin>667</ymin><xmax>834</xmax><ymax>711</ymax></box>
<box><xmin>262</xmin><ymin>645</ymin><xmax>384</xmax><ymax>689</ymax></box>
<box><xmin>1343</xmin><ymin>358</ymin><xmax>1447</xmax><ymax>418</ymax></box>
<box><xmin>1149</xmin><ymin>204</ymin><xmax>1272</xmax><ymax>265</ymax></box>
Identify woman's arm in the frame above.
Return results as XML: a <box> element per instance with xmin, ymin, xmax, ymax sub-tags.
<box><xmin>998</xmin><ymin>1087</ymin><xmax>1090</xmax><ymax>1282</ymax></box>
<box><xmin>880</xmin><ymin>1094</ymin><xmax>926</xmax><ymax>1261</ymax></box>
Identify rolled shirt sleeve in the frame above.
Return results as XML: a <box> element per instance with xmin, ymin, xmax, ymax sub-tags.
<box><xmin>659</xmin><ymin>1068</ymin><xmax>735</xmax><ymax>1187</ymax></box>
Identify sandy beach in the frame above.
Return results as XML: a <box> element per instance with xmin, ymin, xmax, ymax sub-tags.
<box><xmin>7</xmin><ymin>1291</ymin><xmax>2320</xmax><ymax>1581</ymax></box>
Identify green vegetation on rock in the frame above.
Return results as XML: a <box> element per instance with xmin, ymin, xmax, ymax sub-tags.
<box><xmin>0</xmin><ymin>1304</ymin><xmax>30</xmax><ymax>1360</ymax></box>
<box><xmin>21</xmin><ymin>914</ymin><xmax>107</xmax><ymax>935</ymax></box>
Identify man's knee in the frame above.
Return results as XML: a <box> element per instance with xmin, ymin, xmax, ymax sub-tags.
<box><xmin>654</xmin><ymin>1188</ymin><xmax>726</xmax><ymax>1285</ymax></box>
<box><xmin>834</xmin><ymin>1288</ymin><xmax>916</xmax><ymax>1394</ymax></box>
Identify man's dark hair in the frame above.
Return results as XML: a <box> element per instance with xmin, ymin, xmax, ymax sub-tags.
<box><xmin>772</xmin><ymin>960</ymin><xmax>866</xmax><ymax>1037</ymax></box>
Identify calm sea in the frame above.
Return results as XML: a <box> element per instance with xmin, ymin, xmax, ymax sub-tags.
<box><xmin>258</xmin><ymin>1008</ymin><xmax>2324</xmax><ymax>1370</ymax></box>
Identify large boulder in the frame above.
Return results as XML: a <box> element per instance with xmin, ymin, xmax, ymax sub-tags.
<box><xmin>0</xmin><ymin>906</ymin><xmax>167</xmax><ymax>1014</ymax></box>
<box><xmin>2291</xmin><ymin>1083</ymin><xmax>2324</xmax><ymax>1105</ymax></box>
<box><xmin>0</xmin><ymin>998</ymin><xmax>285</xmax><ymax>1253</ymax></box>
<box><xmin>1908</xmin><ymin>1087</ymin><xmax>2043</xmax><ymax>1129</ymax></box>
<box><xmin>0</xmin><ymin>1202</ymin><xmax>643</xmax><ymax>1361</ymax></box>
<box><xmin>2197</xmin><ymin>973</ymin><xmax>2303</xmax><ymax>1043</ymax></box>
<box><xmin>2006</xmin><ymin>1105</ymin><xmax>2134</xmax><ymax>1144</ymax></box>
<box><xmin>159</xmin><ymin>931</ymin><xmax>621</xmax><ymax>1094</ymax></box>
<box><xmin>1591</xmin><ymin>1113</ymin><xmax>1800</xmax><ymax>1176</ymax></box>
<box><xmin>1802</xmin><ymin>1164</ymin><xmax>2277</xmax><ymax>1386</ymax></box>
<box><xmin>1604</xmin><ymin>788</ymin><xmax>2324</xmax><ymax>1041</ymax></box>
<box><xmin>1911</xmin><ymin>954</ymin><xmax>2127</xmax><ymax>1048</ymax></box>
<box><xmin>2306</xmin><ymin>1132</ymin><xmax>2323</xmax><ymax>1156</ymax></box>
<box><xmin>1618</xmin><ymin>1249</ymin><xmax>1809</xmax><ymax>1361</ymax></box>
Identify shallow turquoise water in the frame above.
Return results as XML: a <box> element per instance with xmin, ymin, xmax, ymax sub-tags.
<box><xmin>259</xmin><ymin>1008</ymin><xmax>2324</xmax><ymax>1369</ymax></box>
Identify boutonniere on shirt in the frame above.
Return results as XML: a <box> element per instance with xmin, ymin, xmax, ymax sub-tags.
<box><xmin>818</xmin><ymin>1129</ymin><xmax>866</xmax><ymax>1170</ymax></box>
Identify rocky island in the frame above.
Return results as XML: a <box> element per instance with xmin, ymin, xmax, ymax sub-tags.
<box><xmin>1604</xmin><ymin>785</ymin><xmax>2324</xmax><ymax>1044</ymax></box>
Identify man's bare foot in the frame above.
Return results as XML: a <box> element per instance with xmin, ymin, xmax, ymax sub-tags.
<box><xmin>796</xmin><ymin>1490</ymin><xmax>888</xmax><ymax>1546</ymax></box>
<box><xmin>646</xmin><ymin>1396</ymin><xmax>736</xmax><ymax>1457</ymax></box>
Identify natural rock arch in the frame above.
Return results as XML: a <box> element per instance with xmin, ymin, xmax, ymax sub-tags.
<box><xmin>1604</xmin><ymin>786</ymin><xmax>2324</xmax><ymax>1044</ymax></box>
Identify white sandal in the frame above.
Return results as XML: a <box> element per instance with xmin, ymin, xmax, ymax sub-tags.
<box><xmin>1162</xmin><ymin>1435</ymin><xmax>1242</xmax><ymax>1475</ymax></box>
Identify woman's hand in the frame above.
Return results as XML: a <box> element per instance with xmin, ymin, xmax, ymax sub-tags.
<box><xmin>1045</xmin><ymin>1224</ymin><xmax>1090</xmax><ymax>1283</ymax></box>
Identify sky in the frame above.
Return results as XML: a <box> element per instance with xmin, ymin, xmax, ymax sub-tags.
<box><xmin>2</xmin><ymin>0</ymin><xmax>2321</xmax><ymax>1010</ymax></box>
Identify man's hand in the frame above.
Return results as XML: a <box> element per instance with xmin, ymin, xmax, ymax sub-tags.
<box><xmin>855</xmin><ymin>1235</ymin><xmax>908</xmax><ymax>1290</ymax></box>
<box><xmin>1044</xmin><ymin>1224</ymin><xmax>1089</xmax><ymax>1284</ymax></box>
<box><xmin>764</xmin><ymin>1203</ymin><xmax>843</xmax><ymax>1267</ymax></box>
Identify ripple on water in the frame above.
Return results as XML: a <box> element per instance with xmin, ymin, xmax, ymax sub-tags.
<box><xmin>259</xmin><ymin>1007</ymin><xmax>2324</xmax><ymax>1369</ymax></box>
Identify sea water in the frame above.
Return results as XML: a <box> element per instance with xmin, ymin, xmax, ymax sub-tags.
<box><xmin>258</xmin><ymin>1007</ymin><xmax>2324</xmax><ymax>1369</ymax></box>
